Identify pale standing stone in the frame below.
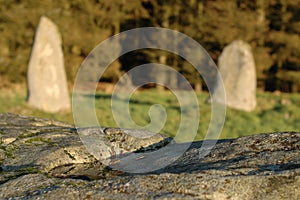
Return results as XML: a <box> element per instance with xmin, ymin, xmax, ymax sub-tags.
<box><xmin>27</xmin><ymin>16</ymin><xmax>70</xmax><ymax>112</ymax></box>
<box><xmin>212</xmin><ymin>40</ymin><xmax>257</xmax><ymax>111</ymax></box>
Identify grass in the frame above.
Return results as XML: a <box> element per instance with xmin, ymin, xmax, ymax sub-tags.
<box><xmin>1</xmin><ymin>85</ymin><xmax>300</xmax><ymax>141</ymax></box>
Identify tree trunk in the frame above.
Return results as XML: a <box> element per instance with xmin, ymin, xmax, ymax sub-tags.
<box><xmin>194</xmin><ymin>82</ymin><xmax>202</xmax><ymax>93</ymax></box>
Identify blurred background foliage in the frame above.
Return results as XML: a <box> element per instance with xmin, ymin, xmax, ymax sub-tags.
<box><xmin>0</xmin><ymin>0</ymin><xmax>300</xmax><ymax>92</ymax></box>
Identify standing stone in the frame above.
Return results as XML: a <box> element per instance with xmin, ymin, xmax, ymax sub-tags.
<box><xmin>212</xmin><ymin>40</ymin><xmax>257</xmax><ymax>111</ymax></box>
<box><xmin>117</xmin><ymin>73</ymin><xmax>134</xmax><ymax>92</ymax></box>
<box><xmin>27</xmin><ymin>16</ymin><xmax>70</xmax><ymax>112</ymax></box>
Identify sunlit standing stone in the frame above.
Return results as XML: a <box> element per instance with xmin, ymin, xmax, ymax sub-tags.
<box><xmin>27</xmin><ymin>16</ymin><xmax>70</xmax><ymax>112</ymax></box>
<box><xmin>212</xmin><ymin>40</ymin><xmax>257</xmax><ymax>111</ymax></box>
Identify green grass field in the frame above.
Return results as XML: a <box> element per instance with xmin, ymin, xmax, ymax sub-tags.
<box><xmin>1</xmin><ymin>85</ymin><xmax>300</xmax><ymax>141</ymax></box>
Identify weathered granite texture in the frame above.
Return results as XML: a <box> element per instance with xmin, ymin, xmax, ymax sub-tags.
<box><xmin>0</xmin><ymin>113</ymin><xmax>299</xmax><ymax>199</ymax></box>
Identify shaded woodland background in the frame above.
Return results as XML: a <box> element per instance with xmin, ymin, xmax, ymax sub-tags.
<box><xmin>0</xmin><ymin>0</ymin><xmax>300</xmax><ymax>92</ymax></box>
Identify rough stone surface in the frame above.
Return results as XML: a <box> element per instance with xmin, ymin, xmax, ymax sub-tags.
<box><xmin>27</xmin><ymin>16</ymin><xmax>70</xmax><ymax>112</ymax></box>
<box><xmin>78</xmin><ymin>127</ymin><xmax>172</xmax><ymax>167</ymax></box>
<box><xmin>0</xmin><ymin>113</ymin><xmax>299</xmax><ymax>199</ymax></box>
<box><xmin>213</xmin><ymin>40</ymin><xmax>257</xmax><ymax>111</ymax></box>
